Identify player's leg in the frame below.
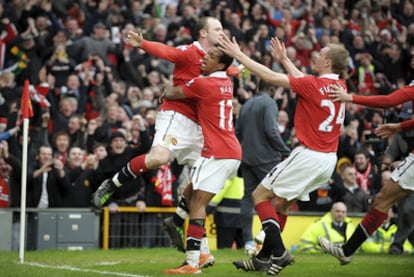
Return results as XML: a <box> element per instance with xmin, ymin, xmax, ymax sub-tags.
<box><xmin>162</xmin><ymin>115</ymin><xmax>203</xmax><ymax>251</ymax></box>
<box><xmin>163</xmin><ymin>182</ymin><xmax>192</xmax><ymax>252</ymax></box>
<box><xmin>164</xmin><ymin>158</ymin><xmax>239</xmax><ymax>274</ymax></box>
<box><xmin>92</xmin><ymin>111</ymin><xmax>178</xmax><ymax>207</ymax></box>
<box><xmin>92</xmin><ymin>145</ymin><xmax>172</xmax><ymax>208</ymax></box>
<box><xmin>320</xmin><ymin>154</ymin><xmax>414</xmax><ymax>264</ymax></box>
<box><xmin>319</xmin><ymin>178</ymin><xmax>409</xmax><ymax>264</ymax></box>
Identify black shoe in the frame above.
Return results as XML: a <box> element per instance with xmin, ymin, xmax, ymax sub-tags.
<box><xmin>267</xmin><ymin>251</ymin><xmax>294</xmax><ymax>275</ymax></box>
<box><xmin>233</xmin><ymin>256</ymin><xmax>271</xmax><ymax>272</ymax></box>
<box><xmin>162</xmin><ymin>217</ymin><xmax>185</xmax><ymax>252</ymax></box>
<box><xmin>92</xmin><ymin>179</ymin><xmax>117</xmax><ymax>208</ymax></box>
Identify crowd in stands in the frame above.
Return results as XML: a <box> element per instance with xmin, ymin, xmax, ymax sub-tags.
<box><xmin>0</xmin><ymin>0</ymin><xmax>414</xmax><ymax>250</ymax></box>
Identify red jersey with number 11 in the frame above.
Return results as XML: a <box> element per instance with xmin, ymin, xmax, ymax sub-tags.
<box><xmin>288</xmin><ymin>74</ymin><xmax>346</xmax><ymax>152</ymax></box>
<box><xmin>182</xmin><ymin>72</ymin><xmax>242</xmax><ymax>159</ymax></box>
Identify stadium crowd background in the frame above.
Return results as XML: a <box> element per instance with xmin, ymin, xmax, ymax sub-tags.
<box><xmin>0</xmin><ymin>0</ymin><xmax>414</xmax><ymax>248</ymax></box>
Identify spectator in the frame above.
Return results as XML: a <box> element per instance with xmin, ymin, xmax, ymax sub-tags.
<box><xmin>67</xmin><ymin>114</ymin><xmax>87</xmax><ymax>148</ymax></box>
<box><xmin>236</xmin><ymin>79</ymin><xmax>291</xmax><ymax>256</ymax></box>
<box><xmin>51</xmin><ymin>131</ymin><xmax>71</xmax><ymax>165</ymax></box>
<box><xmin>337</xmin><ymin>165</ymin><xmax>370</xmax><ymax>213</ymax></box>
<box><xmin>299</xmin><ymin>202</ymin><xmax>357</xmax><ymax>253</ymax></box>
<box><xmin>62</xmin><ymin>146</ymin><xmax>97</xmax><ymax>207</ymax></box>
<box><xmin>0</xmin><ymin>147</ymin><xmax>12</xmax><ymax>208</ymax></box>
<box><xmin>277</xmin><ymin>110</ymin><xmax>292</xmax><ymax>147</ymax></box>
<box><xmin>207</xmin><ymin>176</ymin><xmax>244</xmax><ymax>250</ymax></box>
<box><xmin>70</xmin><ymin>21</ymin><xmax>116</xmax><ymax>65</ymax></box>
<box><xmin>46</xmin><ymin>42</ymin><xmax>76</xmax><ymax>88</ymax></box>
<box><xmin>0</xmin><ymin>126</ymin><xmax>20</xmax><ymax>143</ymax></box>
<box><xmin>353</xmin><ymin>148</ymin><xmax>380</xmax><ymax>196</ymax></box>
<box><xmin>28</xmin><ymin>145</ymin><xmax>70</xmax><ymax>208</ymax></box>
<box><xmin>338</xmin><ymin>119</ymin><xmax>361</xmax><ymax>161</ymax></box>
<box><xmin>0</xmin><ymin>140</ymin><xmax>23</xmax><ymax>208</ymax></box>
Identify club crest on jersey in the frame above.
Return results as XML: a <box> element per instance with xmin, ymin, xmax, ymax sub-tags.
<box><xmin>185</xmin><ymin>79</ymin><xmax>195</xmax><ymax>87</ymax></box>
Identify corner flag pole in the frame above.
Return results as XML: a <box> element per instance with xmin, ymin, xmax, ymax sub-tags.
<box><xmin>19</xmin><ymin>79</ymin><xmax>33</xmax><ymax>263</ymax></box>
<box><xmin>18</xmin><ymin>117</ymin><xmax>29</xmax><ymax>263</ymax></box>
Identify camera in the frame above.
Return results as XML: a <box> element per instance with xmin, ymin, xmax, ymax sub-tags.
<box><xmin>365</xmin><ymin>133</ymin><xmax>382</xmax><ymax>144</ymax></box>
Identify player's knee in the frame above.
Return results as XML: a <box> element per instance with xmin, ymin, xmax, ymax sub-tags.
<box><xmin>147</xmin><ymin>147</ymin><xmax>171</xmax><ymax>167</ymax></box>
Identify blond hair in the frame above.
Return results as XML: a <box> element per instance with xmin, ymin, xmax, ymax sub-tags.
<box><xmin>326</xmin><ymin>44</ymin><xmax>349</xmax><ymax>75</ymax></box>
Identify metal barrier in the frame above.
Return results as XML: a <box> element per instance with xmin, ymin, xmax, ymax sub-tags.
<box><xmin>1</xmin><ymin>208</ymin><xmax>363</xmax><ymax>252</ymax></box>
<box><xmin>101</xmin><ymin>206</ymin><xmax>177</xmax><ymax>250</ymax></box>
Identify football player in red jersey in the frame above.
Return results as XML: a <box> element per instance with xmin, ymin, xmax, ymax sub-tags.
<box><xmin>315</xmin><ymin>82</ymin><xmax>414</xmax><ymax>265</ymax></box>
<box><xmin>162</xmin><ymin>46</ymin><xmax>241</xmax><ymax>274</ymax></box>
<box><xmin>218</xmin><ymin>35</ymin><xmax>349</xmax><ymax>275</ymax></box>
<box><xmin>92</xmin><ymin>17</ymin><xmax>239</xmax><ymax>266</ymax></box>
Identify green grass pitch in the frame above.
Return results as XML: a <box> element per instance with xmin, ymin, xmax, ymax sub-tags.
<box><xmin>0</xmin><ymin>248</ymin><xmax>413</xmax><ymax>276</ymax></box>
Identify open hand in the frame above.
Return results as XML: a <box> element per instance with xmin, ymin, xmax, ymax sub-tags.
<box><xmin>270</xmin><ymin>37</ymin><xmax>287</xmax><ymax>61</ymax></box>
<box><xmin>127</xmin><ymin>30</ymin><xmax>144</xmax><ymax>48</ymax></box>
<box><xmin>374</xmin><ymin>123</ymin><xmax>401</xmax><ymax>139</ymax></box>
<box><xmin>328</xmin><ymin>83</ymin><xmax>351</xmax><ymax>102</ymax></box>
<box><xmin>217</xmin><ymin>35</ymin><xmax>242</xmax><ymax>59</ymax></box>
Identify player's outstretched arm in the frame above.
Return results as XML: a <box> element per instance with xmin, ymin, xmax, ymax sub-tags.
<box><xmin>218</xmin><ymin>35</ymin><xmax>290</xmax><ymax>88</ymax></box>
<box><xmin>127</xmin><ymin>30</ymin><xmax>180</xmax><ymax>63</ymax></box>
<box><xmin>270</xmin><ymin>37</ymin><xmax>304</xmax><ymax>78</ymax></box>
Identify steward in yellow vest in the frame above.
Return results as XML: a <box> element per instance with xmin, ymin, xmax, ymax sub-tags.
<box><xmin>299</xmin><ymin>202</ymin><xmax>357</xmax><ymax>253</ymax></box>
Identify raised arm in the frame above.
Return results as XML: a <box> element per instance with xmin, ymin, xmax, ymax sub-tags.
<box><xmin>127</xmin><ymin>30</ymin><xmax>181</xmax><ymax>63</ymax></box>
<box><xmin>218</xmin><ymin>36</ymin><xmax>290</xmax><ymax>88</ymax></box>
<box><xmin>270</xmin><ymin>37</ymin><xmax>305</xmax><ymax>78</ymax></box>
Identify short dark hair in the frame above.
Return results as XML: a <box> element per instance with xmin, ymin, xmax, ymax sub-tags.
<box><xmin>217</xmin><ymin>50</ymin><xmax>233</xmax><ymax>70</ymax></box>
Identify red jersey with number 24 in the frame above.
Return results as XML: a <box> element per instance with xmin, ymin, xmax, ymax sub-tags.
<box><xmin>288</xmin><ymin>74</ymin><xmax>346</xmax><ymax>152</ymax></box>
<box><xmin>182</xmin><ymin>72</ymin><xmax>242</xmax><ymax>159</ymax></box>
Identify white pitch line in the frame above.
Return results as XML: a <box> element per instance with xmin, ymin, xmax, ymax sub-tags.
<box><xmin>24</xmin><ymin>262</ymin><xmax>151</xmax><ymax>277</ymax></box>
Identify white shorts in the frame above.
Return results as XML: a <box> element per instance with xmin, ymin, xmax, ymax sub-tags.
<box><xmin>190</xmin><ymin>157</ymin><xmax>241</xmax><ymax>194</ymax></box>
<box><xmin>152</xmin><ymin>110</ymin><xmax>203</xmax><ymax>165</ymax></box>
<box><xmin>391</xmin><ymin>152</ymin><xmax>414</xmax><ymax>191</ymax></box>
<box><xmin>261</xmin><ymin>145</ymin><xmax>337</xmax><ymax>201</ymax></box>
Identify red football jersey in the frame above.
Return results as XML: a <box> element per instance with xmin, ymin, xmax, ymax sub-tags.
<box><xmin>288</xmin><ymin>75</ymin><xmax>346</xmax><ymax>152</ymax></box>
<box><xmin>142</xmin><ymin>40</ymin><xmax>206</xmax><ymax>122</ymax></box>
<box><xmin>182</xmin><ymin>72</ymin><xmax>242</xmax><ymax>159</ymax></box>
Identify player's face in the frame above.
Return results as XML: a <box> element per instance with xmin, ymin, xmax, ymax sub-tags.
<box><xmin>201</xmin><ymin>48</ymin><xmax>222</xmax><ymax>75</ymax></box>
<box><xmin>205</xmin><ymin>18</ymin><xmax>224</xmax><ymax>45</ymax></box>
<box><xmin>312</xmin><ymin>47</ymin><xmax>330</xmax><ymax>73</ymax></box>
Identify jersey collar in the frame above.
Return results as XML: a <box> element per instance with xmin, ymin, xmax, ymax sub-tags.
<box><xmin>319</xmin><ymin>73</ymin><xmax>339</xmax><ymax>80</ymax></box>
<box><xmin>193</xmin><ymin>41</ymin><xmax>206</xmax><ymax>54</ymax></box>
<box><xmin>207</xmin><ymin>71</ymin><xmax>227</xmax><ymax>78</ymax></box>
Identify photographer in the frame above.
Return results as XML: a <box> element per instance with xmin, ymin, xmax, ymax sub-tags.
<box><xmin>28</xmin><ymin>145</ymin><xmax>70</xmax><ymax>208</ymax></box>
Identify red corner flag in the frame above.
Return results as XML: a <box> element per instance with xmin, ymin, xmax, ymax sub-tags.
<box><xmin>21</xmin><ymin>79</ymin><xmax>33</xmax><ymax>119</ymax></box>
